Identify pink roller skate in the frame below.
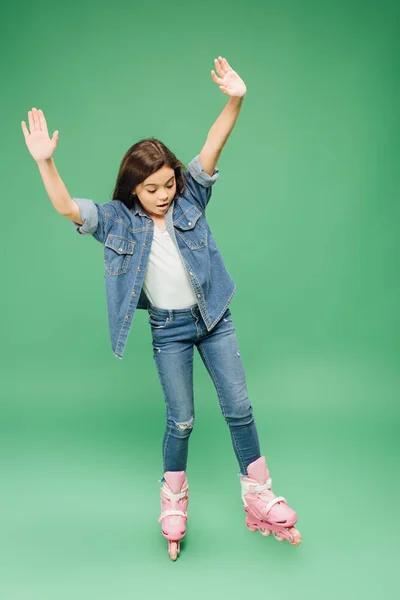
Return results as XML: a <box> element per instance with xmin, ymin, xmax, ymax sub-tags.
<box><xmin>240</xmin><ymin>456</ymin><xmax>302</xmax><ymax>546</ymax></box>
<box><xmin>158</xmin><ymin>471</ymin><xmax>189</xmax><ymax>561</ymax></box>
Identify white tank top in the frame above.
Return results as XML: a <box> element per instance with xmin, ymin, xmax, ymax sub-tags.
<box><xmin>143</xmin><ymin>223</ymin><xmax>198</xmax><ymax>309</ymax></box>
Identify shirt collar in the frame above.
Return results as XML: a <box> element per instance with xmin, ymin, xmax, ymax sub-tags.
<box><xmin>132</xmin><ymin>197</ymin><xmax>148</xmax><ymax>217</ymax></box>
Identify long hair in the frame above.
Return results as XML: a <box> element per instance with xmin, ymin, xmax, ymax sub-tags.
<box><xmin>112</xmin><ymin>138</ymin><xmax>187</xmax><ymax>210</ymax></box>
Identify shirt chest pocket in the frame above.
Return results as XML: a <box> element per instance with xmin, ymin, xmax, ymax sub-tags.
<box><xmin>174</xmin><ymin>206</ymin><xmax>208</xmax><ymax>250</ymax></box>
<box><xmin>104</xmin><ymin>234</ymin><xmax>136</xmax><ymax>276</ymax></box>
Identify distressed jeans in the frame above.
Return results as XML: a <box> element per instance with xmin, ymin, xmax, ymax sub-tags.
<box><xmin>148</xmin><ymin>302</ymin><xmax>261</xmax><ymax>481</ymax></box>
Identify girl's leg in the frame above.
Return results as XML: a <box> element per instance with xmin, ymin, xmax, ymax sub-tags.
<box><xmin>195</xmin><ymin>308</ymin><xmax>261</xmax><ymax>476</ymax></box>
<box><xmin>149</xmin><ymin>308</ymin><xmax>196</xmax><ymax>479</ymax></box>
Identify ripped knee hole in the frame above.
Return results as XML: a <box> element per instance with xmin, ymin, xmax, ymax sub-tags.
<box><xmin>175</xmin><ymin>417</ymin><xmax>194</xmax><ymax>431</ymax></box>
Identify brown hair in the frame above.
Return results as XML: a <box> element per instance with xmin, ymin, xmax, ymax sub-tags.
<box><xmin>112</xmin><ymin>138</ymin><xmax>187</xmax><ymax>209</ymax></box>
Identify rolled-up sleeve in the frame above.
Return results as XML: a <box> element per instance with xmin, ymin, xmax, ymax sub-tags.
<box><xmin>71</xmin><ymin>198</ymin><xmax>107</xmax><ymax>244</ymax></box>
<box><xmin>185</xmin><ymin>154</ymin><xmax>220</xmax><ymax>211</ymax></box>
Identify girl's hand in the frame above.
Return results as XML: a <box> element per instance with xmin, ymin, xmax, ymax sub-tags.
<box><xmin>211</xmin><ymin>56</ymin><xmax>247</xmax><ymax>98</ymax></box>
<box><xmin>21</xmin><ymin>108</ymin><xmax>59</xmax><ymax>163</ymax></box>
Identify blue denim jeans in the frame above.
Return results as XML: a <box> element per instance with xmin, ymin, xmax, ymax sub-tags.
<box><xmin>148</xmin><ymin>302</ymin><xmax>261</xmax><ymax>480</ymax></box>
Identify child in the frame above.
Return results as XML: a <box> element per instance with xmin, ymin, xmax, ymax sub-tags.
<box><xmin>22</xmin><ymin>56</ymin><xmax>301</xmax><ymax>561</ymax></box>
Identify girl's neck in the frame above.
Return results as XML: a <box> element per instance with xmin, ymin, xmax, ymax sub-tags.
<box><xmin>153</xmin><ymin>216</ymin><xmax>166</xmax><ymax>231</ymax></box>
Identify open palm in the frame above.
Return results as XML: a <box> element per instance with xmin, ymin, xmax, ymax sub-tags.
<box><xmin>21</xmin><ymin>108</ymin><xmax>59</xmax><ymax>162</ymax></box>
<box><xmin>211</xmin><ymin>57</ymin><xmax>247</xmax><ymax>98</ymax></box>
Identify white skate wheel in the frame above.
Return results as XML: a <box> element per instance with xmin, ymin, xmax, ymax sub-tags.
<box><xmin>260</xmin><ymin>528</ymin><xmax>271</xmax><ymax>537</ymax></box>
<box><xmin>169</xmin><ymin>541</ymin><xmax>178</xmax><ymax>560</ymax></box>
<box><xmin>288</xmin><ymin>527</ymin><xmax>302</xmax><ymax>546</ymax></box>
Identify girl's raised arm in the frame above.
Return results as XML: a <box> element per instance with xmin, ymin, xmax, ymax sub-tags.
<box><xmin>198</xmin><ymin>57</ymin><xmax>246</xmax><ymax>176</ymax></box>
<box><xmin>21</xmin><ymin>107</ymin><xmax>82</xmax><ymax>223</ymax></box>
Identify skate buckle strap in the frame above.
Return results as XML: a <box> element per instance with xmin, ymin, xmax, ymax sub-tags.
<box><xmin>252</xmin><ymin>478</ymin><xmax>288</xmax><ymax>515</ymax></box>
<box><xmin>251</xmin><ymin>477</ymin><xmax>272</xmax><ymax>494</ymax></box>
<box><xmin>160</xmin><ymin>485</ymin><xmax>188</xmax><ymax>500</ymax></box>
<box><xmin>158</xmin><ymin>509</ymin><xmax>187</xmax><ymax>522</ymax></box>
<box><xmin>263</xmin><ymin>495</ymin><xmax>287</xmax><ymax>516</ymax></box>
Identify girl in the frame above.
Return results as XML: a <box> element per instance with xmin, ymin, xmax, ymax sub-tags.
<box><xmin>21</xmin><ymin>56</ymin><xmax>301</xmax><ymax>561</ymax></box>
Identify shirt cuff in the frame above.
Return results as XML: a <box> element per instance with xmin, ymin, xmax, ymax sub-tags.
<box><xmin>187</xmin><ymin>154</ymin><xmax>219</xmax><ymax>187</ymax></box>
<box><xmin>71</xmin><ymin>198</ymin><xmax>99</xmax><ymax>235</ymax></box>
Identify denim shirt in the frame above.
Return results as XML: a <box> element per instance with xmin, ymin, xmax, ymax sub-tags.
<box><xmin>71</xmin><ymin>154</ymin><xmax>236</xmax><ymax>359</ymax></box>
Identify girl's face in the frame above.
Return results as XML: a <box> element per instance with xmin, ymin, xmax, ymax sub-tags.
<box><xmin>133</xmin><ymin>165</ymin><xmax>176</xmax><ymax>218</ymax></box>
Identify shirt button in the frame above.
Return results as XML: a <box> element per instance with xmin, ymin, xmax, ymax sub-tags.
<box><xmin>197</xmin><ymin>293</ymin><xmax>201</xmax><ymax>298</ymax></box>
<box><xmin>132</xmin><ymin>291</ymin><xmax>136</xmax><ymax>296</ymax></box>
<box><xmin>188</xmin><ymin>222</ymin><xmax>192</xmax><ymax>226</ymax></box>
<box><xmin>137</xmin><ymin>267</ymin><xmax>141</xmax><ymax>271</ymax></box>
<box><xmin>189</xmin><ymin>271</ymin><xmax>193</xmax><ymax>275</ymax></box>
<box><xmin>143</xmin><ymin>243</ymin><xmax>146</xmax><ymax>247</ymax></box>
<box><xmin>125</xmin><ymin>315</ymin><xmax>129</xmax><ymax>320</ymax></box>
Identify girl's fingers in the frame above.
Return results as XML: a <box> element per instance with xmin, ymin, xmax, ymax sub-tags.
<box><xmin>222</xmin><ymin>57</ymin><xmax>233</xmax><ymax>72</ymax></box>
<box><xmin>32</xmin><ymin>107</ymin><xmax>41</xmax><ymax>131</ymax></box>
<box><xmin>219</xmin><ymin>56</ymin><xmax>228</xmax><ymax>73</ymax></box>
<box><xmin>21</xmin><ymin>121</ymin><xmax>29</xmax><ymax>139</ymax></box>
<box><xmin>211</xmin><ymin>69</ymin><xmax>223</xmax><ymax>85</ymax></box>
<box><xmin>38</xmin><ymin>109</ymin><xmax>49</xmax><ymax>135</ymax></box>
<box><xmin>215</xmin><ymin>57</ymin><xmax>225</xmax><ymax>78</ymax></box>
<box><xmin>28</xmin><ymin>110</ymin><xmax>34</xmax><ymax>132</ymax></box>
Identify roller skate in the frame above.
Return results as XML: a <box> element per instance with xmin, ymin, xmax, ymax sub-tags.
<box><xmin>158</xmin><ymin>471</ymin><xmax>189</xmax><ymax>561</ymax></box>
<box><xmin>240</xmin><ymin>456</ymin><xmax>302</xmax><ymax>546</ymax></box>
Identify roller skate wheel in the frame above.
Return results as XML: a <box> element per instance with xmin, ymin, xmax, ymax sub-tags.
<box><xmin>259</xmin><ymin>527</ymin><xmax>271</xmax><ymax>537</ymax></box>
<box><xmin>168</xmin><ymin>540</ymin><xmax>179</xmax><ymax>561</ymax></box>
<box><xmin>273</xmin><ymin>532</ymin><xmax>285</xmax><ymax>542</ymax></box>
<box><xmin>288</xmin><ymin>527</ymin><xmax>302</xmax><ymax>546</ymax></box>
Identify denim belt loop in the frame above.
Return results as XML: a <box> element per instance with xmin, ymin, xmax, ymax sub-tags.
<box><xmin>168</xmin><ymin>309</ymin><xmax>174</xmax><ymax>321</ymax></box>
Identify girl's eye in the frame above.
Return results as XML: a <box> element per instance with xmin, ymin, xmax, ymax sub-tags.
<box><xmin>148</xmin><ymin>184</ymin><xmax>174</xmax><ymax>194</ymax></box>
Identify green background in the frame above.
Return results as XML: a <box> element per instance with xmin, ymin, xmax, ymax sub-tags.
<box><xmin>1</xmin><ymin>0</ymin><xmax>399</xmax><ymax>597</ymax></box>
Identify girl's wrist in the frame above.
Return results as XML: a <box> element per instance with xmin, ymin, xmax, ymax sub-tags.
<box><xmin>36</xmin><ymin>157</ymin><xmax>54</xmax><ymax>167</ymax></box>
<box><xmin>228</xmin><ymin>94</ymin><xmax>245</xmax><ymax>104</ymax></box>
